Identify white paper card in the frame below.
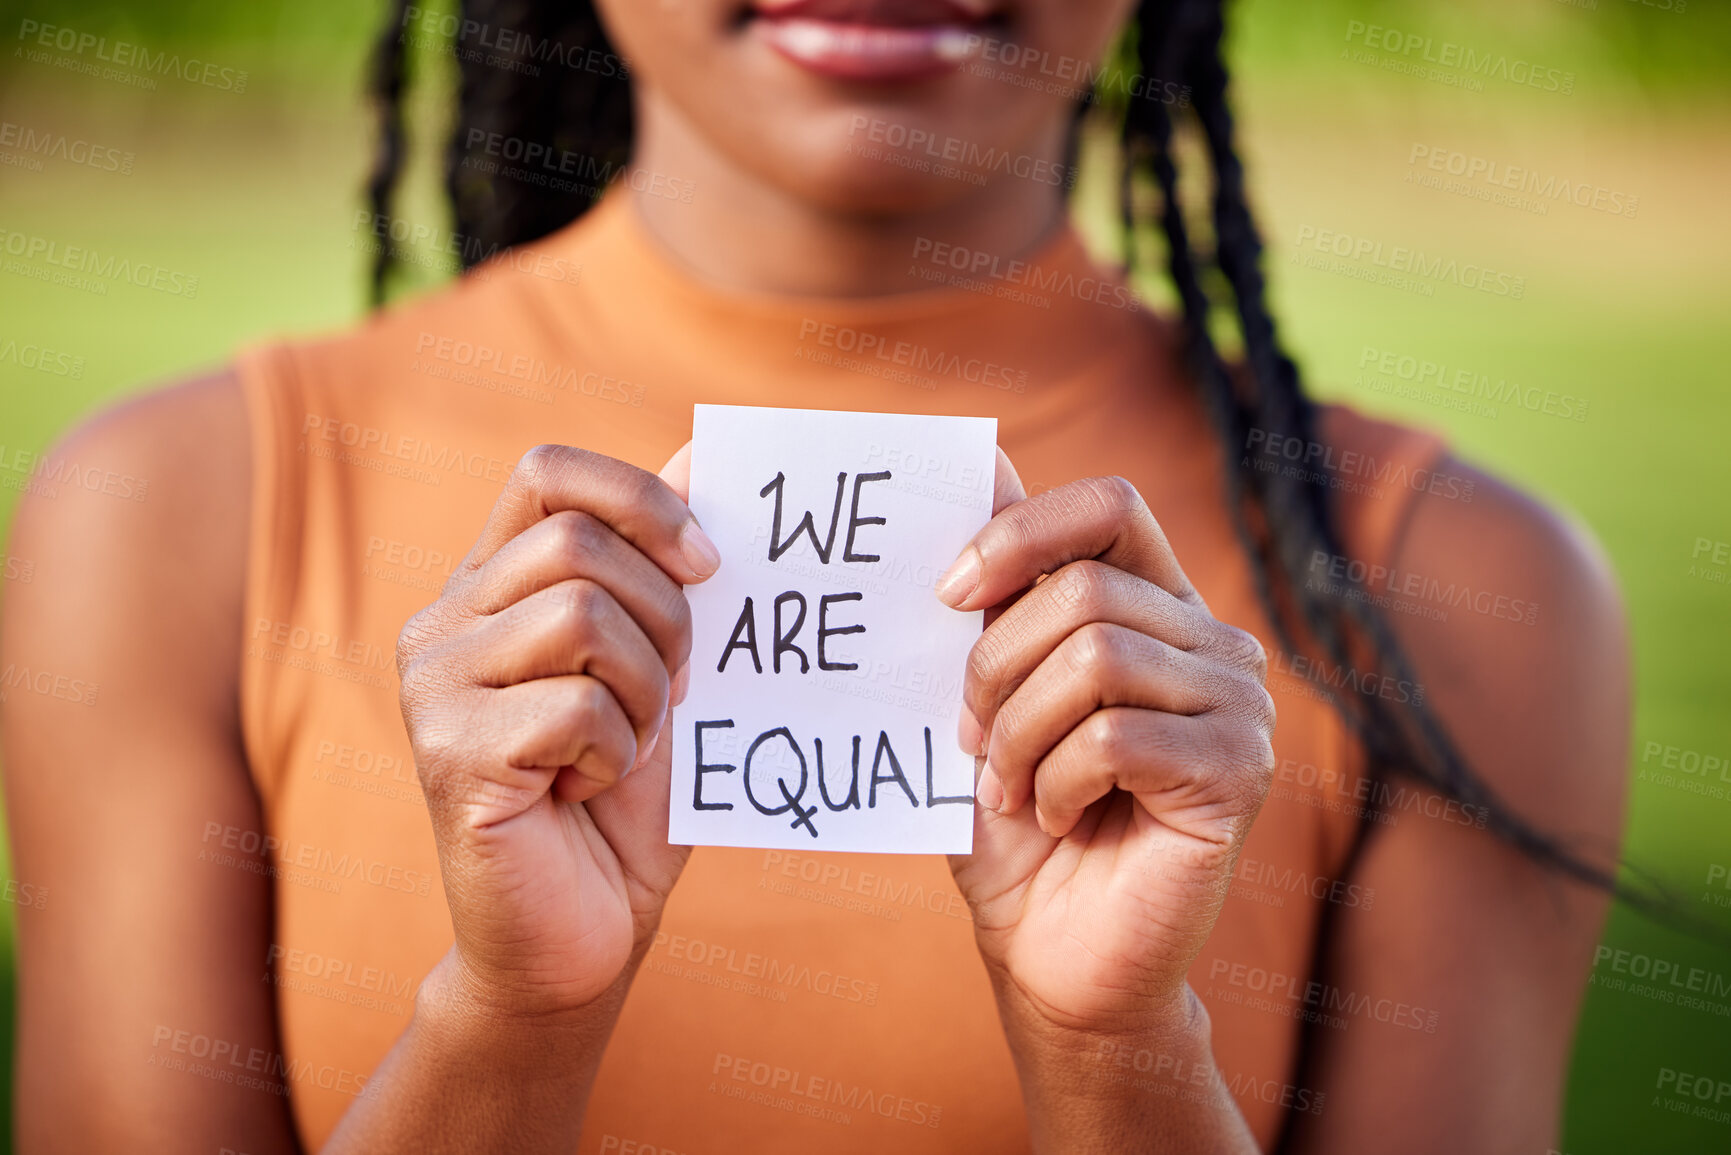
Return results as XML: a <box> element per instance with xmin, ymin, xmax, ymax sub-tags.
<box><xmin>671</xmin><ymin>404</ymin><xmax>996</xmax><ymax>854</ymax></box>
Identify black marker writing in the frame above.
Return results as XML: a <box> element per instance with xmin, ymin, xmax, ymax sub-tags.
<box><xmin>761</xmin><ymin>471</ymin><xmax>847</xmax><ymax>564</ymax></box>
<box><xmin>843</xmin><ymin>471</ymin><xmax>891</xmax><ymax>563</ymax></box>
<box><xmin>744</xmin><ymin>727</ymin><xmax>819</xmax><ymax>838</ymax></box>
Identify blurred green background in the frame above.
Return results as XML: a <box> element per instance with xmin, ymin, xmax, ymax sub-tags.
<box><xmin>1</xmin><ymin>0</ymin><xmax>1728</xmax><ymax>1149</ymax></box>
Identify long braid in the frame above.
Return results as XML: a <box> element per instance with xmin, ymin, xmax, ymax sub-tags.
<box><xmin>1122</xmin><ymin>8</ymin><xmax>1654</xmax><ymax>1124</ymax></box>
<box><xmin>445</xmin><ymin>0</ymin><xmax>632</xmax><ymax>266</ymax></box>
<box><xmin>1169</xmin><ymin>1</ymin><xmax>1628</xmax><ymax>890</ymax></box>
<box><xmin>364</xmin><ymin>0</ymin><xmax>416</xmax><ymax>305</ymax></box>
<box><xmin>1124</xmin><ymin>0</ymin><xmax>1294</xmax><ymax>690</ymax></box>
<box><xmin>368</xmin><ymin>0</ymin><xmax>633</xmax><ymax>301</ymax></box>
<box><xmin>1163</xmin><ymin>0</ymin><xmax>1378</xmax><ymax>741</ymax></box>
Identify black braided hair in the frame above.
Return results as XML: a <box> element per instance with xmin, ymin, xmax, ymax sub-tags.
<box><xmin>1119</xmin><ymin>5</ymin><xmax>1624</xmax><ymax>1133</ymax></box>
<box><xmin>363</xmin><ymin>0</ymin><xmax>416</xmax><ymax>303</ymax></box>
<box><xmin>365</xmin><ymin>0</ymin><xmax>632</xmax><ymax>301</ymax></box>
<box><xmin>1125</xmin><ymin>0</ymin><xmax>1602</xmax><ymax>868</ymax></box>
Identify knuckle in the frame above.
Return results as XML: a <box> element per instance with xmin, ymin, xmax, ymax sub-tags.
<box><xmin>1050</xmin><ymin>559</ymin><xmax>1111</xmax><ymax>619</ymax></box>
<box><xmin>551</xmin><ymin>577</ymin><xmax>604</xmax><ymax>625</ymax></box>
<box><xmin>966</xmin><ymin>629</ymin><xmax>1008</xmax><ymax>697</ymax></box>
<box><xmin>570</xmin><ymin>688</ymin><xmax>629</xmax><ymax>778</ymax></box>
<box><xmin>1255</xmin><ymin>684</ymin><xmax>1277</xmax><ymax>731</ymax></box>
<box><xmin>547</xmin><ymin>508</ymin><xmax>603</xmax><ymax>556</ymax></box>
<box><xmin>562</xmin><ymin>678</ymin><xmax>611</xmax><ymax>731</ymax></box>
<box><xmin>396</xmin><ymin>651</ymin><xmax>435</xmax><ymax>703</ymax></box>
<box><xmin>1226</xmin><ymin>720</ymin><xmax>1276</xmax><ymax>780</ymax></box>
<box><xmin>395</xmin><ymin>607</ymin><xmax>439</xmax><ymax>671</ymax></box>
<box><xmin>416</xmin><ymin>765</ymin><xmax>460</xmax><ymax>811</ymax></box>
<box><xmin>1079</xmin><ymin>474</ymin><xmax>1143</xmax><ymax>518</ymax></box>
<box><xmin>1066</xmin><ymin>620</ymin><xmax>1124</xmax><ymax>679</ymax></box>
<box><xmin>1088</xmin><ymin>710</ymin><xmax>1137</xmax><ymax>768</ymax></box>
<box><xmin>1215</xmin><ymin>623</ymin><xmax>1268</xmax><ymax>680</ymax></box>
<box><xmin>396</xmin><ymin>650</ymin><xmax>470</xmax><ymax>739</ymax></box>
<box><xmin>999</xmin><ymin>504</ymin><xmax>1044</xmax><ymax>558</ymax></box>
<box><xmin>622</xmin><ymin>463</ymin><xmax>668</xmax><ymax>510</ymax></box>
<box><xmin>407</xmin><ymin>711</ymin><xmax>468</xmax><ymax>781</ymax></box>
<box><xmin>440</xmin><ymin>564</ymin><xmax>483</xmax><ymax>605</ymax></box>
<box><xmin>514</xmin><ymin>442</ymin><xmax>564</xmax><ymax>486</ymax></box>
<box><xmin>990</xmin><ymin>688</ymin><xmax>1033</xmax><ymax>749</ymax></box>
<box><xmin>1215</xmin><ymin>668</ymin><xmax>1269</xmax><ymax>718</ymax></box>
<box><xmin>1233</xmin><ymin>737</ymin><xmax>1277</xmax><ymax>814</ymax></box>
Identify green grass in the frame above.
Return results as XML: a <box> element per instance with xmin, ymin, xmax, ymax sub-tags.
<box><xmin>2</xmin><ymin>0</ymin><xmax>1729</xmax><ymax>1149</ymax></box>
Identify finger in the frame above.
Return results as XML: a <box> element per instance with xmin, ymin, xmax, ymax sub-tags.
<box><xmin>1031</xmin><ymin>709</ymin><xmax>1272</xmax><ymax>841</ymax></box>
<box><xmin>670</xmin><ymin>662</ymin><xmax>691</xmax><ymax>707</ymax></box>
<box><xmin>951</xmin><ymin>448</ymin><xmax>1032</xmax><ymax>758</ymax></box>
<box><xmin>417</xmin><ymin>675</ymin><xmax>641</xmax><ymax>824</ymax></box>
<box><xmin>459</xmin><ymin>444</ymin><xmax>719</xmax><ymax>584</ymax></box>
<box><xmin>961</xmin><ymin>560</ymin><xmax>1222</xmax><ymax>743</ymax></box>
<box><xmin>946</xmin><ymin>755</ymin><xmax>1056</xmax><ymax>915</ymax></box>
<box><xmin>449</xmin><ymin>509</ymin><xmax>692</xmax><ymax>671</ymax></box>
<box><xmin>580</xmin><ymin>706</ymin><xmax>684</xmax><ymax>879</ymax></box>
<box><xmin>935</xmin><ymin>475</ymin><xmax>1202</xmax><ymax>613</ymax></box>
<box><xmin>983</xmin><ymin>624</ymin><xmax>1224</xmax><ymax>813</ymax></box>
<box><xmin>499</xmin><ymin>674</ymin><xmax>640</xmax><ymax>805</ymax></box>
<box><xmin>458</xmin><ymin>579</ymin><xmax>670</xmax><ymax>752</ymax></box>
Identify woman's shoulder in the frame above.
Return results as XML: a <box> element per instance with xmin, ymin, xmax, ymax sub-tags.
<box><xmin>4</xmin><ymin>368</ymin><xmax>252</xmax><ymax>724</ymax></box>
<box><xmin>1260</xmin><ymin>401</ymin><xmax>1461</xmax><ymax>574</ymax></box>
<box><xmin>16</xmin><ymin>368</ymin><xmax>250</xmax><ymax>564</ymax></box>
<box><xmin>1314</xmin><ymin>401</ymin><xmax>1447</xmax><ymax>467</ymax></box>
<box><xmin>7</xmin><ymin>256</ymin><xmax>524</xmax><ymax>646</ymax></box>
<box><xmin>1309</xmin><ymin>401</ymin><xmax>1616</xmax><ymax>614</ymax></box>
<box><xmin>1318</xmin><ymin>402</ymin><xmax>1627</xmax><ymax>820</ymax></box>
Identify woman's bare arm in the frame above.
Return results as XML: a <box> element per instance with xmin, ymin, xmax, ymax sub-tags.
<box><xmin>4</xmin><ymin>389</ymin><xmax>708</xmax><ymax>1153</ymax></box>
<box><xmin>2</xmin><ymin>372</ymin><xmax>302</xmax><ymax>1152</ymax></box>
<box><xmin>1282</xmin><ymin>462</ymin><xmax>1629</xmax><ymax>1153</ymax></box>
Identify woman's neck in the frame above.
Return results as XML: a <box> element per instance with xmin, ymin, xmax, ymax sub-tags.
<box><xmin>626</xmin><ymin>87</ymin><xmax>1071</xmax><ymax>299</ymax></box>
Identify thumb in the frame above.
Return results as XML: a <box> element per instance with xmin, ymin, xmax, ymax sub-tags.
<box><xmin>978</xmin><ymin>448</ymin><xmax>1029</xmax><ymax>631</ymax></box>
<box><xmin>991</xmin><ymin>446</ymin><xmax>1027</xmax><ymax>515</ymax></box>
<box><xmin>659</xmin><ymin>440</ymin><xmax>694</xmax><ymax>504</ymax></box>
<box><xmin>948</xmin><ymin>759</ymin><xmax>1054</xmax><ymax>904</ymax></box>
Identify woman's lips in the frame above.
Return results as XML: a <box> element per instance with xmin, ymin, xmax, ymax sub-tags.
<box><xmin>749</xmin><ymin>1</ymin><xmax>990</xmax><ymax>82</ymax></box>
<box><xmin>756</xmin><ymin>19</ymin><xmax>976</xmax><ymax>80</ymax></box>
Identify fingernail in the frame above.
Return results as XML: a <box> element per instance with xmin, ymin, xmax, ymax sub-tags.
<box><xmin>934</xmin><ymin>547</ymin><xmax>981</xmax><ymax>607</ymax></box>
<box><xmin>957</xmin><ymin>708</ymin><xmax>984</xmax><ymax>757</ymax></box>
<box><xmin>680</xmin><ymin>520</ymin><xmax>721</xmax><ymax>579</ymax></box>
<box><xmin>670</xmin><ymin>663</ymin><xmax>691</xmax><ymax>707</ymax></box>
<box><xmin>976</xmin><ymin>762</ymin><xmax>1004</xmax><ymax>813</ymax></box>
<box><xmin>633</xmin><ymin>723</ymin><xmax>664</xmax><ymax>774</ymax></box>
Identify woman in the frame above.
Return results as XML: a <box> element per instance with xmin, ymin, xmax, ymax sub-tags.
<box><xmin>0</xmin><ymin>0</ymin><xmax>1629</xmax><ymax>1151</ymax></box>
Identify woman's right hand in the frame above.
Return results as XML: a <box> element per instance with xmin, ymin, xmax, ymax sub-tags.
<box><xmin>395</xmin><ymin>443</ymin><xmax>720</xmax><ymax>1017</ymax></box>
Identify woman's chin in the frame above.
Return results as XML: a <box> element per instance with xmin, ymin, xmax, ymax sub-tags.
<box><xmin>712</xmin><ymin>132</ymin><xmax>992</xmax><ymax>217</ymax></box>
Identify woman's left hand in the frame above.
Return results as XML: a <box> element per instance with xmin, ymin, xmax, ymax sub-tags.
<box><xmin>939</xmin><ymin>463</ymin><xmax>1276</xmax><ymax>1043</ymax></box>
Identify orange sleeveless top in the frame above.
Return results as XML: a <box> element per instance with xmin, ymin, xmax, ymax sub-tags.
<box><xmin>236</xmin><ymin>190</ymin><xmax>1446</xmax><ymax>1153</ymax></box>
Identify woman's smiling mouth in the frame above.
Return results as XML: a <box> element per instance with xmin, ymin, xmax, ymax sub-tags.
<box><xmin>748</xmin><ymin>0</ymin><xmax>1000</xmax><ymax>81</ymax></box>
